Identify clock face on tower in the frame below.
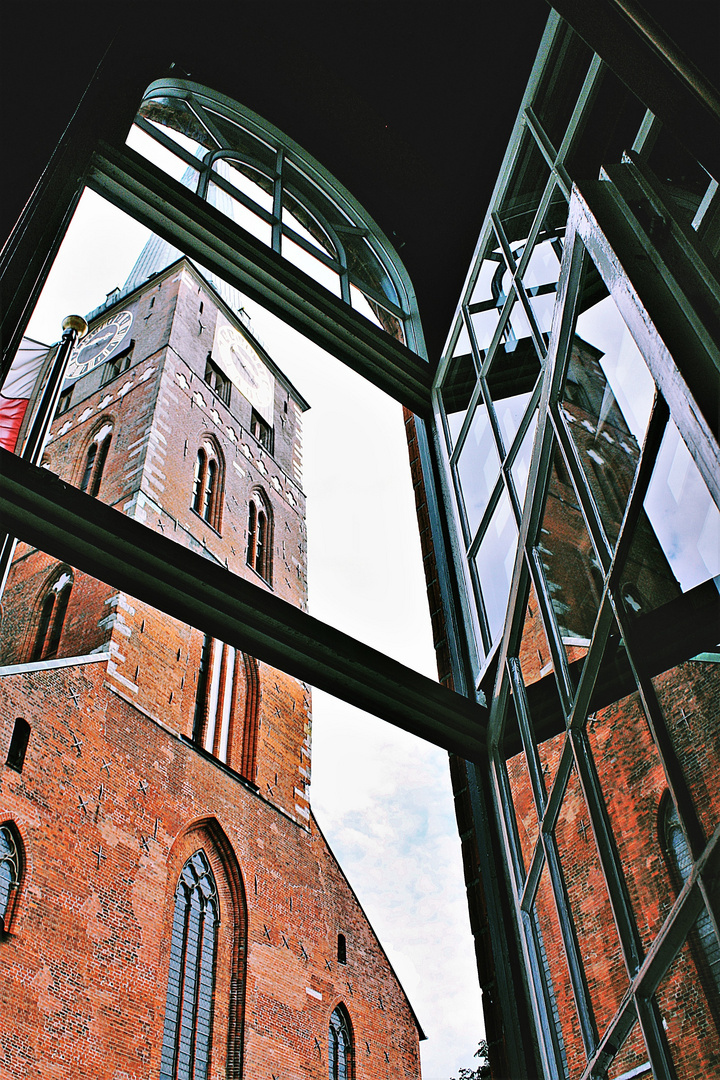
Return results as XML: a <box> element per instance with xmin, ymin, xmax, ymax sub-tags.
<box><xmin>66</xmin><ymin>310</ymin><xmax>134</xmax><ymax>379</ymax></box>
<box><xmin>213</xmin><ymin>315</ymin><xmax>275</xmax><ymax>422</ymax></box>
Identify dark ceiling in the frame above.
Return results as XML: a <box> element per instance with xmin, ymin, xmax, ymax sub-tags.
<box><xmin>2</xmin><ymin>2</ymin><xmax>717</xmax><ymax>361</ymax></box>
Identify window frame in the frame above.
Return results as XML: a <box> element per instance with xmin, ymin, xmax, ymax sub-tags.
<box><xmin>160</xmin><ymin>848</ymin><xmax>219</xmax><ymax>1080</ymax></box>
<box><xmin>0</xmin><ymin>823</ymin><xmax>22</xmax><ymax>934</ymax></box>
<box><xmin>30</xmin><ymin>567</ymin><xmax>73</xmax><ymax>662</ymax></box>
<box><xmin>246</xmin><ymin>489</ymin><xmax>272</xmax><ymax>584</ymax></box>
<box><xmin>191</xmin><ymin>439</ymin><xmax>224</xmax><ymax>532</ymax></box>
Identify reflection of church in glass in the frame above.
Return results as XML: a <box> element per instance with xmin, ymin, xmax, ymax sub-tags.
<box><xmin>0</xmin><ymin>253</ymin><xmax>424</xmax><ymax>1078</ymax></box>
<box><xmin>428</xmin><ymin>17</ymin><xmax>720</xmax><ymax>1079</ymax></box>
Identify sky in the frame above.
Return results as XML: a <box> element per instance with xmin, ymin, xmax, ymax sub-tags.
<box><xmin>23</xmin><ymin>187</ymin><xmax>484</xmax><ymax>1079</ymax></box>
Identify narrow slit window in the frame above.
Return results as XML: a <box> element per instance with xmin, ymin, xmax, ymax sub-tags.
<box><xmin>6</xmin><ymin>719</ymin><xmax>30</xmax><ymax>773</ymax></box>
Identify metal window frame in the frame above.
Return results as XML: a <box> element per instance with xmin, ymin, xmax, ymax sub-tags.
<box><xmin>486</xmin><ymin>178</ymin><xmax>720</xmax><ymax>1077</ymax></box>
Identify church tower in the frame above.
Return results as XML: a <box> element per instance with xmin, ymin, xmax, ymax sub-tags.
<box><xmin>0</xmin><ymin>257</ymin><xmax>424</xmax><ymax>1079</ymax></box>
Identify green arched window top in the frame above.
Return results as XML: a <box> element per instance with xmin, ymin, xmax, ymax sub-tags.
<box><xmin>128</xmin><ymin>80</ymin><xmax>414</xmax><ymax>344</ymax></box>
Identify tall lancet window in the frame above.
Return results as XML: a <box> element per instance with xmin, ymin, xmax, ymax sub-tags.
<box><xmin>191</xmin><ymin>440</ymin><xmax>224</xmax><ymax>531</ymax></box>
<box><xmin>246</xmin><ymin>490</ymin><xmax>272</xmax><ymax>583</ymax></box>
<box><xmin>80</xmin><ymin>423</ymin><xmax>113</xmax><ymax>498</ymax></box>
<box><xmin>0</xmin><ymin>826</ymin><xmax>21</xmax><ymax>932</ymax></box>
<box><xmin>160</xmin><ymin>850</ymin><xmax>219</xmax><ymax>1080</ymax></box>
<box><xmin>31</xmin><ymin>569</ymin><xmax>73</xmax><ymax>661</ymax></box>
<box><xmin>329</xmin><ymin>1004</ymin><xmax>354</xmax><ymax>1079</ymax></box>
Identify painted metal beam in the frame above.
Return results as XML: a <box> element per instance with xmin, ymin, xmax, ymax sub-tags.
<box><xmin>0</xmin><ymin>449</ymin><xmax>486</xmax><ymax>761</ymax></box>
<box><xmin>87</xmin><ymin>142</ymin><xmax>434</xmax><ymax>417</ymax></box>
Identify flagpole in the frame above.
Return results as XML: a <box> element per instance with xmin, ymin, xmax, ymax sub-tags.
<box><xmin>0</xmin><ymin>315</ymin><xmax>87</xmax><ymax>599</ymax></box>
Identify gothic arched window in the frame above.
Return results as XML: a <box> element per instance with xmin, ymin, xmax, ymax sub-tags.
<box><xmin>31</xmin><ymin>569</ymin><xmax>73</xmax><ymax>661</ymax></box>
<box><xmin>80</xmin><ymin>423</ymin><xmax>113</xmax><ymax>498</ymax></box>
<box><xmin>328</xmin><ymin>1004</ymin><xmax>354</xmax><ymax>1080</ymax></box>
<box><xmin>192</xmin><ymin>440</ymin><xmax>224</xmax><ymax>531</ymax></box>
<box><xmin>160</xmin><ymin>850</ymin><xmax>219</xmax><ymax>1080</ymax></box>
<box><xmin>246</xmin><ymin>491</ymin><xmax>272</xmax><ymax>583</ymax></box>
<box><xmin>0</xmin><ymin>826</ymin><xmax>21</xmax><ymax>933</ymax></box>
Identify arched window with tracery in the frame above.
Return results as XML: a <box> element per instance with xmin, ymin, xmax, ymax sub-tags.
<box><xmin>80</xmin><ymin>422</ymin><xmax>113</xmax><ymax>498</ymax></box>
<box><xmin>31</xmin><ymin>568</ymin><xmax>73</xmax><ymax>661</ymax></box>
<box><xmin>192</xmin><ymin>440</ymin><xmax>224</xmax><ymax>531</ymax></box>
<box><xmin>0</xmin><ymin>825</ymin><xmax>21</xmax><ymax>933</ymax></box>
<box><xmin>328</xmin><ymin>1004</ymin><xmax>354</xmax><ymax>1080</ymax></box>
<box><xmin>160</xmin><ymin>849</ymin><xmax>219</xmax><ymax>1080</ymax></box>
<box><xmin>246</xmin><ymin>490</ymin><xmax>272</xmax><ymax>583</ymax></box>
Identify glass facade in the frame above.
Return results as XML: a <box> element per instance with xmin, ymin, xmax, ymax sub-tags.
<box><xmin>433</xmin><ymin>13</ymin><xmax>720</xmax><ymax>1078</ymax></box>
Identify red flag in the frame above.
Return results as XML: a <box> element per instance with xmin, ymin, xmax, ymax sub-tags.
<box><xmin>0</xmin><ymin>337</ymin><xmax>52</xmax><ymax>452</ymax></box>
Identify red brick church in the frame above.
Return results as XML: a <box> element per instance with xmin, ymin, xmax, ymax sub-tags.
<box><xmin>0</xmin><ymin>256</ymin><xmax>424</xmax><ymax>1079</ymax></box>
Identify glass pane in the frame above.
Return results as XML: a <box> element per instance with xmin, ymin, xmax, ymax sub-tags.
<box><xmin>137</xmin><ymin>96</ymin><xmax>218</xmax><ymax>155</ymax></box>
<box><xmin>440</xmin><ymin>348</ymin><xmax>476</xmax><ymax>448</ymax></box>
<box><xmin>202</xmin><ymin>107</ymin><xmax>278</xmax><ymax>175</ymax></box>
<box><xmin>495</xmin><ymin>390</ymin><xmax>533</xmax><ymax>458</ymax></box>
<box><xmin>523</xmin><ymin>231</ymin><xmax>563</xmax><ymax>294</ymax></box>
<box><xmin>522</xmin><ymin>191</ymin><xmax>567</xmax><ymax>339</ymax></box>
<box><xmin>538</xmin><ymin>732</ymin><xmax>565</xmax><ymax>801</ymax></box>
<box><xmin>510</xmin><ymin>412</ymin><xmax>539</xmax><ymax>508</ymax></box>
<box><xmin>469</xmin><ymin>305</ymin><xmax>503</xmax><ymax>356</ymax></box>
<box><xmin>606</xmin><ymin>1016</ymin><xmax>650</xmax><ymax>1079</ymax></box>
<box><xmin>563</xmin><ymin>262</ymin><xmax>656</xmax><ymax>546</ymax></box>
<box><xmin>126</xmin><ymin>125</ymin><xmax>200</xmax><ymax>189</ymax></box>
<box><xmin>282</xmin><ymin>236</ymin><xmax>342</xmax><ymax>296</ymax></box>
<box><xmin>469</xmin><ymin>241</ymin><xmax>505</xmax><ymax>307</ymax></box>
<box><xmin>207</xmin><ymin>181</ymin><xmax>272</xmax><ymax>245</ymax></box>
<box><xmin>452</xmin><ymin>316</ymin><xmax>473</xmax><ymax>359</ymax></box>
<box><xmin>532</xmin><ymin>23</ymin><xmax>593</xmax><ymax>150</ymax></box>
<box><xmin>282</xmin><ymin>191</ymin><xmax>336</xmax><ymax>256</ymax></box>
<box><xmin>565</xmin><ymin>67</ymin><xmax>647</xmax><ymax>181</ymax></box>
<box><xmin>474</xmin><ymin>491</ymin><xmax>519</xmax><ymax>643</ymax></box>
<box><xmin>587</xmin><ymin>681</ymin><xmax>677</xmax><ymax>955</ymax></box>
<box><xmin>530</xmin><ymin>863</ymin><xmax>588</xmax><ymax>1078</ymax></box>
<box><xmin>284</xmin><ymin>161</ymin><xmax>399</xmax><ymax>309</ymax></box>
<box><xmin>642</xmin><ymin>420</ymin><xmax>720</xmax><ymax>592</ymax></box>
<box><xmin>655</xmin><ymin>912</ymin><xmax>720</xmax><ymax>1078</ymax></box>
<box><xmin>455</xmin><ymin>401</ymin><xmax>500</xmax><ymax>540</ymax></box>
<box><xmin>647</xmin><ymin>126</ymin><xmax>713</xmax><ymax>225</ymax></box>
<box><xmin>501</xmin><ymin>295</ymin><xmax>535</xmax><ymax>355</ymax></box>
<box><xmin>344</xmin><ymin>235</ymin><xmax>400</xmax><ymax>307</ymax></box>
<box><xmin>556</xmin><ymin>765</ymin><xmax>629</xmax><ymax>1037</ymax></box>
<box><xmin>352</xmin><ymin>292</ymin><xmax>405</xmax><ymax>343</ymax></box>
<box><xmin>516</xmin><ymin>581</ymin><xmax>567</xmax><ymax>794</ymax></box>
<box><xmin>619</xmin><ymin>418</ymin><xmax>720</xmax><ymax>624</ymax></box>
<box><xmin>502</xmin><ymin>694</ymin><xmax>538</xmax><ymax>878</ymax></box>
<box><xmin>652</xmin><ymin>659</ymin><xmax>720</xmax><ymax>842</ymax></box>
<box><xmin>213</xmin><ymin>158</ymin><xmax>274</xmax><ymax>213</ymax></box>
<box><xmin>518</xmin><ymin>580</ymin><xmax>555</xmax><ymax>686</ymax></box>
<box><xmin>538</xmin><ymin>443</ymin><xmax>602</xmax><ymax>676</ymax></box>
<box><xmin>496</xmin><ymin>130</ymin><xmax>550</xmax><ymax>248</ymax></box>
